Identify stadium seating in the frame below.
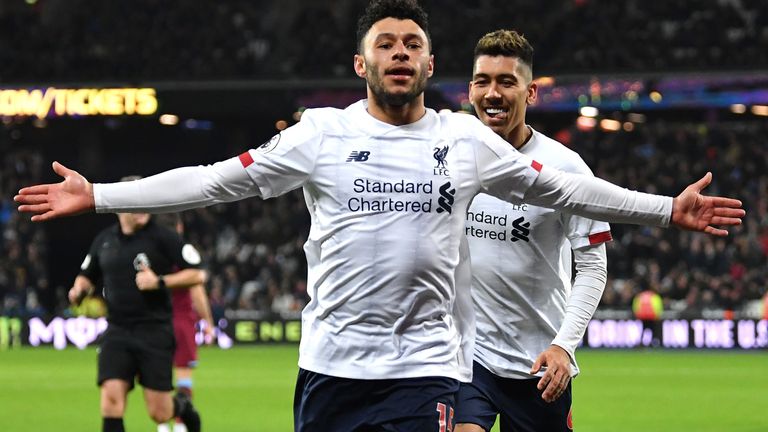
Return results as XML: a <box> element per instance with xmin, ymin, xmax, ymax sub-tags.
<box><xmin>1</xmin><ymin>0</ymin><xmax>767</xmax><ymax>82</ymax></box>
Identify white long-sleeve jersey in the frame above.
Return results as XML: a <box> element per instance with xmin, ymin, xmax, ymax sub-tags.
<box><xmin>467</xmin><ymin>127</ymin><xmax>610</xmax><ymax>379</ymax></box>
<box><xmin>94</xmin><ymin>100</ymin><xmax>671</xmax><ymax>382</ymax></box>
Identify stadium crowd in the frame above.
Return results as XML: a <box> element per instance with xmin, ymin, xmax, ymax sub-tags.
<box><xmin>4</xmin><ymin>117</ymin><xmax>763</xmax><ymax>320</ymax></box>
<box><xmin>1</xmin><ymin>0</ymin><xmax>767</xmax><ymax>82</ymax></box>
<box><xmin>0</xmin><ymin>145</ymin><xmax>49</xmax><ymax>319</ymax></box>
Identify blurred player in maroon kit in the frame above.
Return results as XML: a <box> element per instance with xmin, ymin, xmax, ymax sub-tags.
<box><xmin>156</xmin><ymin>213</ymin><xmax>214</xmax><ymax>432</ymax></box>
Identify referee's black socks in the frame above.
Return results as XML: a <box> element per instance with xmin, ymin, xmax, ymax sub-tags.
<box><xmin>102</xmin><ymin>417</ymin><xmax>124</xmax><ymax>432</ymax></box>
<box><xmin>173</xmin><ymin>392</ymin><xmax>201</xmax><ymax>432</ymax></box>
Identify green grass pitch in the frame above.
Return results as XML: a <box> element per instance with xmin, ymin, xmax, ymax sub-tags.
<box><xmin>0</xmin><ymin>346</ymin><xmax>766</xmax><ymax>431</ymax></box>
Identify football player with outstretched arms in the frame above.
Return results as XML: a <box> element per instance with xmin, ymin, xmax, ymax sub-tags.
<box><xmin>17</xmin><ymin>1</ymin><xmax>743</xmax><ymax>431</ymax></box>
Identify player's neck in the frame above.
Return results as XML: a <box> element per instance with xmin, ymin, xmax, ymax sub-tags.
<box><xmin>120</xmin><ymin>225</ymin><xmax>137</xmax><ymax>235</ymax></box>
<box><xmin>118</xmin><ymin>220</ymin><xmax>147</xmax><ymax>235</ymax></box>
<box><xmin>366</xmin><ymin>93</ymin><xmax>427</xmax><ymax>126</ymax></box>
<box><xmin>507</xmin><ymin>124</ymin><xmax>533</xmax><ymax>150</ymax></box>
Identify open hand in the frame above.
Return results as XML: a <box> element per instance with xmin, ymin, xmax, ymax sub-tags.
<box><xmin>14</xmin><ymin>161</ymin><xmax>95</xmax><ymax>222</ymax></box>
<box><xmin>671</xmin><ymin>172</ymin><xmax>744</xmax><ymax>236</ymax></box>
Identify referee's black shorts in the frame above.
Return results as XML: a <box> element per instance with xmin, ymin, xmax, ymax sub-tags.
<box><xmin>97</xmin><ymin>323</ymin><xmax>176</xmax><ymax>392</ymax></box>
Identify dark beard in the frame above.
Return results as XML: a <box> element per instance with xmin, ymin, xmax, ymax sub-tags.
<box><xmin>367</xmin><ymin>64</ymin><xmax>428</xmax><ymax>107</ymax></box>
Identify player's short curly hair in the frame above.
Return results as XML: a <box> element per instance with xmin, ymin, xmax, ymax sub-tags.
<box><xmin>356</xmin><ymin>0</ymin><xmax>431</xmax><ymax>53</ymax></box>
<box><xmin>474</xmin><ymin>29</ymin><xmax>534</xmax><ymax>70</ymax></box>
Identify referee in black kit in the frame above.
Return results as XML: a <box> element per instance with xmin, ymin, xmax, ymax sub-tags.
<box><xmin>68</xmin><ymin>176</ymin><xmax>206</xmax><ymax>432</ymax></box>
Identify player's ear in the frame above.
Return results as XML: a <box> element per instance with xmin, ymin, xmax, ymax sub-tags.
<box><xmin>526</xmin><ymin>80</ymin><xmax>538</xmax><ymax>105</ymax></box>
<box><xmin>426</xmin><ymin>54</ymin><xmax>434</xmax><ymax>78</ymax></box>
<box><xmin>354</xmin><ymin>54</ymin><xmax>367</xmax><ymax>78</ymax></box>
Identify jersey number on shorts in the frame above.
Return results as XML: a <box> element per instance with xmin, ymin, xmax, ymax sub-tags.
<box><xmin>436</xmin><ymin>402</ymin><xmax>454</xmax><ymax>432</ymax></box>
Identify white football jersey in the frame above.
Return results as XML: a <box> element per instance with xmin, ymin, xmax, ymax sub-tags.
<box><xmin>467</xmin><ymin>128</ymin><xmax>611</xmax><ymax>379</ymax></box>
<box><xmin>95</xmin><ymin>100</ymin><xmax>671</xmax><ymax>382</ymax></box>
<box><xmin>247</xmin><ymin>100</ymin><xmax>539</xmax><ymax>381</ymax></box>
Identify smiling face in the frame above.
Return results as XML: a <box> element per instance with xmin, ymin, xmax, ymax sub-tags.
<box><xmin>354</xmin><ymin>17</ymin><xmax>434</xmax><ymax>107</ymax></box>
<box><xmin>469</xmin><ymin>55</ymin><xmax>537</xmax><ymax>147</ymax></box>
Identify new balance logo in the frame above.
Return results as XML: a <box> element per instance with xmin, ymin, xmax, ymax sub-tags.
<box><xmin>346</xmin><ymin>151</ymin><xmax>370</xmax><ymax>162</ymax></box>
<box><xmin>436</xmin><ymin>181</ymin><xmax>456</xmax><ymax>214</ymax></box>
<box><xmin>510</xmin><ymin>216</ymin><xmax>531</xmax><ymax>242</ymax></box>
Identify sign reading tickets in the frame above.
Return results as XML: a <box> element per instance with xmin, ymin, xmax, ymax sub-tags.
<box><xmin>0</xmin><ymin>87</ymin><xmax>158</xmax><ymax>118</ymax></box>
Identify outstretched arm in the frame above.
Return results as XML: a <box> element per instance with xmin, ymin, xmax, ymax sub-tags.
<box><xmin>16</xmin><ymin>157</ymin><xmax>259</xmax><ymax>221</ymax></box>
<box><xmin>16</xmin><ymin>115</ymin><xmax>322</xmax><ymax>221</ymax></box>
<box><xmin>523</xmin><ymin>169</ymin><xmax>743</xmax><ymax>236</ymax></box>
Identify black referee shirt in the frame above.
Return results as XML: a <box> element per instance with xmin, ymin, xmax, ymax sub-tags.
<box><xmin>79</xmin><ymin>219</ymin><xmax>201</xmax><ymax>326</ymax></box>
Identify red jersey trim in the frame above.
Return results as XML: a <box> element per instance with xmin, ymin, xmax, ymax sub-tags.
<box><xmin>239</xmin><ymin>151</ymin><xmax>254</xmax><ymax>168</ymax></box>
<box><xmin>531</xmin><ymin>160</ymin><xmax>543</xmax><ymax>172</ymax></box>
<box><xmin>588</xmin><ymin>231</ymin><xmax>613</xmax><ymax>245</ymax></box>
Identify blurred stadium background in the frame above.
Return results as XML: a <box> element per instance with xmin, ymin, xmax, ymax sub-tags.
<box><xmin>1</xmin><ymin>0</ymin><xmax>767</xmax><ymax>430</ymax></box>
